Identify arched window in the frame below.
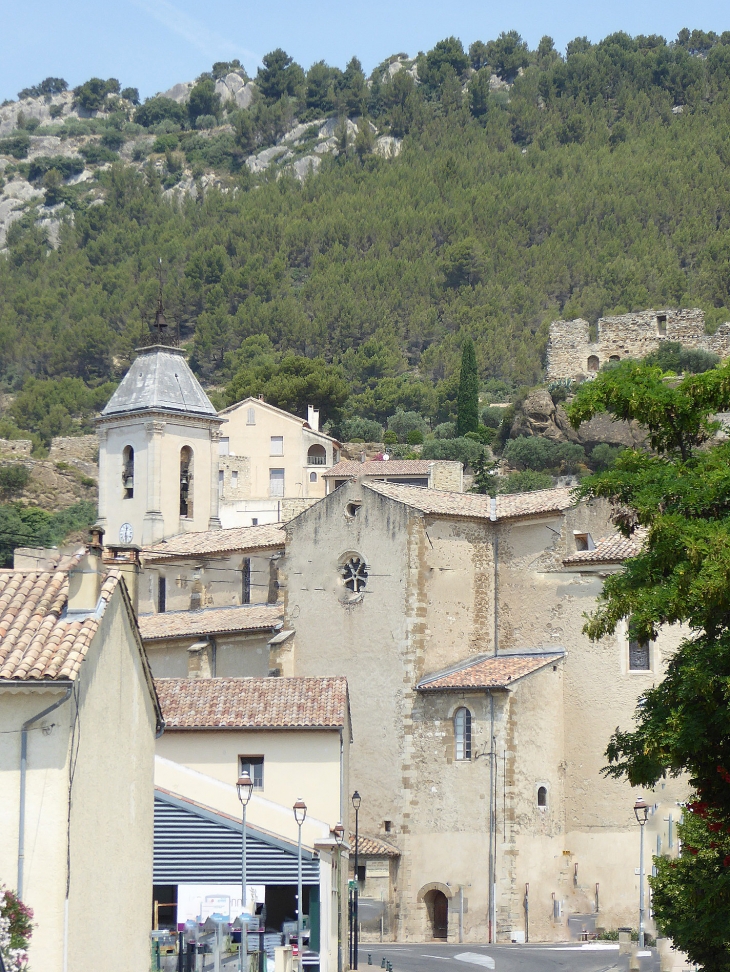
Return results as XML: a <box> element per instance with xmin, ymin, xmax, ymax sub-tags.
<box><xmin>180</xmin><ymin>446</ymin><xmax>194</xmax><ymax>517</ymax></box>
<box><xmin>310</xmin><ymin>471</ymin><xmax>318</xmax><ymax>482</ymax></box>
<box><xmin>537</xmin><ymin>786</ymin><xmax>548</xmax><ymax>807</ymax></box>
<box><xmin>307</xmin><ymin>444</ymin><xmax>327</xmax><ymax>466</ymax></box>
<box><xmin>454</xmin><ymin>707</ymin><xmax>472</xmax><ymax>760</ymax></box>
<box><xmin>587</xmin><ymin>355</ymin><xmax>600</xmax><ymax>372</ymax></box>
<box><xmin>609</xmin><ymin>355</ymin><xmax>620</xmax><ymax>363</ymax></box>
<box><xmin>122</xmin><ymin>445</ymin><xmax>134</xmax><ymax>499</ymax></box>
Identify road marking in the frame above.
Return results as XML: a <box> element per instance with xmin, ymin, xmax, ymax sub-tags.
<box><xmin>454</xmin><ymin>953</ymin><xmax>496</xmax><ymax>968</ymax></box>
<box><xmin>637</xmin><ymin>951</ymin><xmax>652</xmax><ymax>957</ymax></box>
<box><xmin>421</xmin><ymin>956</ymin><xmax>452</xmax><ymax>960</ymax></box>
<box><xmin>527</xmin><ymin>944</ymin><xmax>620</xmax><ymax>951</ymax></box>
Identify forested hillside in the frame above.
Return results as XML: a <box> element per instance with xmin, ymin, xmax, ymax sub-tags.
<box><xmin>2</xmin><ymin>28</ymin><xmax>730</xmax><ymax>441</ymax></box>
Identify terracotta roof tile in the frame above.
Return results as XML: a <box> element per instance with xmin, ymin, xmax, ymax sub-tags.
<box><xmin>155</xmin><ymin>676</ymin><xmax>349</xmax><ymax>729</ymax></box>
<box><xmin>364</xmin><ymin>482</ymin><xmax>575</xmax><ymax>521</ymax></box>
<box><xmin>351</xmin><ymin>833</ymin><xmax>400</xmax><ymax>857</ymax></box>
<box><xmin>0</xmin><ymin>564</ymin><xmax>121</xmax><ymax>681</ymax></box>
<box><xmin>563</xmin><ymin>534</ymin><xmax>641</xmax><ymax>565</ymax></box>
<box><xmin>142</xmin><ymin>524</ymin><xmax>285</xmax><ymax>562</ymax></box>
<box><xmin>417</xmin><ymin>652</ymin><xmax>564</xmax><ymax>691</ymax></box>
<box><xmin>323</xmin><ymin>459</ymin><xmax>443</xmax><ymax>478</ymax></box>
<box><xmin>138</xmin><ymin>604</ymin><xmax>283</xmax><ymax>641</ymax></box>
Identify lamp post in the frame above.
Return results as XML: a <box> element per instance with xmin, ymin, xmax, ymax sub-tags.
<box><xmin>332</xmin><ymin>823</ymin><xmax>345</xmax><ymax>972</ymax></box>
<box><xmin>634</xmin><ymin>797</ymin><xmax>650</xmax><ymax>948</ymax></box>
<box><xmin>294</xmin><ymin>798</ymin><xmax>307</xmax><ymax>967</ymax></box>
<box><xmin>237</xmin><ymin>772</ymin><xmax>254</xmax><ymax>972</ymax></box>
<box><xmin>351</xmin><ymin>791</ymin><xmax>361</xmax><ymax>970</ymax></box>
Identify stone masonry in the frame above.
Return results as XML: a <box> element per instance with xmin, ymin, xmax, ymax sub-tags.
<box><xmin>546</xmin><ymin>308</ymin><xmax>730</xmax><ymax>380</ymax></box>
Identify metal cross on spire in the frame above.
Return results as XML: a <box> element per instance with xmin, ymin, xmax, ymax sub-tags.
<box><xmin>154</xmin><ymin>257</ymin><xmax>167</xmax><ymax>339</ymax></box>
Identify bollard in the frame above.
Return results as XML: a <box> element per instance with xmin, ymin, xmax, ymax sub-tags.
<box><xmin>178</xmin><ymin>932</ymin><xmax>184</xmax><ymax>972</ymax></box>
<box><xmin>368</xmin><ymin>955</ymin><xmax>372</xmax><ymax>966</ymax></box>
<box><xmin>381</xmin><ymin>960</ymin><xmax>386</xmax><ymax>969</ymax></box>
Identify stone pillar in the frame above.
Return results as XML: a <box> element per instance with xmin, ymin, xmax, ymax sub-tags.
<box><xmin>143</xmin><ymin>420</ymin><xmax>166</xmax><ymax>544</ymax></box>
<box><xmin>208</xmin><ymin>426</ymin><xmax>222</xmax><ymax>530</ymax></box>
<box><xmin>96</xmin><ymin>427</ymin><xmax>108</xmax><ymax>530</ymax></box>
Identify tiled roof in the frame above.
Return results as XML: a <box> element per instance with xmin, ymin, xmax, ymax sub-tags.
<box><xmin>218</xmin><ymin>397</ymin><xmax>341</xmax><ymax>445</ymax></box>
<box><xmin>142</xmin><ymin>524</ymin><xmax>285</xmax><ymax>562</ymax></box>
<box><xmin>563</xmin><ymin>534</ymin><xmax>641</xmax><ymax>565</ymax></box>
<box><xmin>138</xmin><ymin>604</ymin><xmax>282</xmax><ymax>641</ymax></box>
<box><xmin>155</xmin><ymin>676</ymin><xmax>349</xmax><ymax>729</ymax></box>
<box><xmin>351</xmin><ymin>833</ymin><xmax>400</xmax><ymax>857</ymax></box>
<box><xmin>323</xmin><ymin>459</ymin><xmax>438</xmax><ymax>478</ymax></box>
<box><xmin>0</xmin><ymin>566</ymin><xmax>121</xmax><ymax>681</ymax></box>
<box><xmin>365</xmin><ymin>482</ymin><xmax>575</xmax><ymax>521</ymax></box>
<box><xmin>417</xmin><ymin>652</ymin><xmax>564</xmax><ymax>691</ymax></box>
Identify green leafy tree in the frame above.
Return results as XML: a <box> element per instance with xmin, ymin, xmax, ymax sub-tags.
<box><xmin>469</xmin><ymin>41</ymin><xmax>490</xmax><ymax>71</ymax></box>
<box><xmin>565</xmin><ymin>358</ymin><xmax>730</xmax><ymax>967</ymax></box>
<box><xmin>225</xmin><ymin>354</ymin><xmax>348</xmax><ymax>423</ymax></box>
<box><xmin>386</xmin><ymin>409</ymin><xmax>428</xmax><ymax>442</ymax></box>
<box><xmin>456</xmin><ymin>338</ymin><xmax>479</xmax><ymax>436</ymax></box>
<box><xmin>256</xmin><ymin>49</ymin><xmax>304</xmax><ymax>102</ymax></box>
<box><xmin>499</xmin><ymin>469</ymin><xmax>553</xmax><ymax>493</ymax></box>
<box><xmin>73</xmin><ymin>77</ymin><xmax>120</xmax><ymax>111</ymax></box>
<box><xmin>0</xmin><ymin>464</ymin><xmax>30</xmax><ymax>499</ymax></box>
<box><xmin>443</xmin><ymin>239</ymin><xmax>484</xmax><ymax>288</ymax></box>
<box><xmin>421</xmin><ymin>436</ymin><xmax>486</xmax><ymax>466</ymax></box>
<box><xmin>485</xmin><ymin>31</ymin><xmax>530</xmax><ymax>81</ymax></box>
<box><xmin>471</xmin><ymin>452</ymin><xmax>498</xmax><ymax>494</ymax></box>
<box><xmin>134</xmin><ymin>97</ymin><xmax>187</xmax><ymax>128</ymax></box>
<box><xmin>469</xmin><ymin>69</ymin><xmax>492</xmax><ymax>120</ymax></box>
<box><xmin>121</xmin><ymin>86</ymin><xmax>140</xmax><ymax>104</ymax></box>
<box><xmin>420</xmin><ymin>37</ymin><xmax>469</xmax><ymax>97</ymax></box>
<box><xmin>188</xmin><ymin>78</ymin><xmax>221</xmax><ymax>125</ymax></box>
<box><xmin>18</xmin><ymin>77</ymin><xmax>68</xmax><ymax>100</ymax></box>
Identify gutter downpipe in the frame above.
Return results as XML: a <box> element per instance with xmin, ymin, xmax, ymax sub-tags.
<box><xmin>18</xmin><ymin>684</ymin><xmax>73</xmax><ymax>898</ymax></box>
<box><xmin>489</xmin><ymin>495</ymin><xmax>498</xmax><ymax>943</ymax></box>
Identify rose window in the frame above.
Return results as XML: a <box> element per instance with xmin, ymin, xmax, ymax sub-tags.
<box><xmin>341</xmin><ymin>557</ymin><xmax>368</xmax><ymax>593</ymax></box>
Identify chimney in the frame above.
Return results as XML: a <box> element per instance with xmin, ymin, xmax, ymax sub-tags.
<box><xmin>104</xmin><ymin>544</ymin><xmax>141</xmax><ymax>614</ymax></box>
<box><xmin>67</xmin><ymin>547</ymin><xmax>104</xmax><ymax>615</ymax></box>
<box><xmin>307</xmin><ymin>405</ymin><xmax>320</xmax><ymax>432</ymax></box>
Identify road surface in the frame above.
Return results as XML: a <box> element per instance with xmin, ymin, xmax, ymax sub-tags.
<box><xmin>356</xmin><ymin>942</ymin><xmax>659</xmax><ymax>972</ymax></box>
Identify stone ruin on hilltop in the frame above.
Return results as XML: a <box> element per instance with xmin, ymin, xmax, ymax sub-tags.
<box><xmin>545</xmin><ymin>308</ymin><xmax>730</xmax><ymax>380</ymax></box>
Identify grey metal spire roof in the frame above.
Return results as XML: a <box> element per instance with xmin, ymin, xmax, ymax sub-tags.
<box><xmin>101</xmin><ymin>346</ymin><xmax>219</xmax><ymax>419</ymax></box>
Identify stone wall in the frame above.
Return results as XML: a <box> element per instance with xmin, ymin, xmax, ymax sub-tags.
<box><xmin>546</xmin><ymin>308</ymin><xmax>730</xmax><ymax>380</ymax></box>
<box><xmin>0</xmin><ymin>439</ymin><xmax>32</xmax><ymax>456</ymax></box>
<box><xmin>48</xmin><ymin>434</ymin><xmax>98</xmax><ymax>463</ymax></box>
<box><xmin>429</xmin><ymin>461</ymin><xmax>463</xmax><ymax>492</ymax></box>
<box><xmin>219</xmin><ymin>456</ymin><xmax>251</xmax><ymax>501</ymax></box>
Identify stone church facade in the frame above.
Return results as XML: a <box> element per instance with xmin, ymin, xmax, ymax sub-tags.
<box><xmin>275</xmin><ymin>481</ymin><xmax>686</xmax><ymax>944</ymax></box>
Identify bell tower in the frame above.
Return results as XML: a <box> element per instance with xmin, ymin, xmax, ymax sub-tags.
<box><xmin>96</xmin><ymin>346</ymin><xmax>223</xmax><ymax>547</ymax></box>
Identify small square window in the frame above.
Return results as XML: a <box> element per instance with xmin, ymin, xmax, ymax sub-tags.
<box><xmin>232</xmin><ymin>470</ymin><xmax>238</xmax><ymax>487</ymax></box>
<box><xmin>239</xmin><ymin>755</ymin><xmax>264</xmax><ymax>789</ymax></box>
<box><xmin>574</xmin><ymin>532</ymin><xmax>595</xmax><ymax>552</ymax></box>
<box><xmin>219</xmin><ymin>437</ymin><xmax>230</xmax><ymax>456</ymax></box>
<box><xmin>247</xmin><ymin>408</ymin><xmax>256</xmax><ymax>425</ymax></box>
<box><xmin>629</xmin><ymin>640</ymin><xmax>651</xmax><ymax>671</ymax></box>
<box><xmin>657</xmin><ymin>314</ymin><xmax>667</xmax><ymax>336</ymax></box>
<box><xmin>384</xmin><ymin>820</ymin><xmax>392</xmax><ymax>833</ymax></box>
<box><xmin>270</xmin><ymin>436</ymin><xmax>284</xmax><ymax>456</ymax></box>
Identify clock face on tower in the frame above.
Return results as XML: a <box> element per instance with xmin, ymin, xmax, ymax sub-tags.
<box><xmin>119</xmin><ymin>522</ymin><xmax>134</xmax><ymax>543</ymax></box>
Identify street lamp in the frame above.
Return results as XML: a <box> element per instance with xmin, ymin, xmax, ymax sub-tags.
<box><xmin>294</xmin><ymin>798</ymin><xmax>307</xmax><ymax>966</ymax></box>
<box><xmin>332</xmin><ymin>823</ymin><xmax>345</xmax><ymax>972</ymax></box>
<box><xmin>237</xmin><ymin>772</ymin><xmax>254</xmax><ymax>971</ymax></box>
<box><xmin>351</xmin><ymin>791</ymin><xmax>361</xmax><ymax>970</ymax></box>
<box><xmin>634</xmin><ymin>797</ymin><xmax>650</xmax><ymax>948</ymax></box>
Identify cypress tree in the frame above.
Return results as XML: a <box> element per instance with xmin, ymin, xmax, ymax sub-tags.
<box><xmin>456</xmin><ymin>338</ymin><xmax>479</xmax><ymax>436</ymax></box>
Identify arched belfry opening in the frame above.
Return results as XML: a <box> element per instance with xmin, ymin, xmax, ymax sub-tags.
<box><xmin>180</xmin><ymin>446</ymin><xmax>194</xmax><ymax>518</ymax></box>
<box><xmin>122</xmin><ymin>446</ymin><xmax>134</xmax><ymax>499</ymax></box>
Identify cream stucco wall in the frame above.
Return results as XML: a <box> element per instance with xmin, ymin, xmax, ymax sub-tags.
<box><xmin>0</xmin><ymin>687</ymin><xmax>71</xmax><ymax>972</ymax></box>
<box><xmin>218</xmin><ymin>399</ymin><xmax>339</xmax><ymax>515</ymax></box>
<box><xmin>139</xmin><ymin>551</ymin><xmax>280</xmax><ymax>615</ymax></box>
<box><xmin>155</xmin><ymin>728</ymin><xmax>343</xmax><ymax>848</ymax></box>
<box><xmin>0</xmin><ymin>585</ymin><xmax>158</xmax><ymax>972</ymax></box>
<box><xmin>98</xmin><ymin>412</ymin><xmax>221</xmax><ymax>546</ymax></box>
<box><xmin>280</xmin><ymin>482</ymin><xmax>688</xmax><ymax>942</ymax></box>
<box><xmin>143</xmin><ymin>631</ymin><xmax>274</xmax><ymax>678</ymax></box>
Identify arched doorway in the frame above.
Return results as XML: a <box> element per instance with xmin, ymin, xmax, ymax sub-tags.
<box><xmin>424</xmin><ymin>889</ymin><xmax>448</xmax><ymax>940</ymax></box>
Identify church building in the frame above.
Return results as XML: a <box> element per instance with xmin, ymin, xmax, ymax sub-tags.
<box><xmin>97</xmin><ymin>345</ymin><xmax>223</xmax><ymax>547</ymax></box>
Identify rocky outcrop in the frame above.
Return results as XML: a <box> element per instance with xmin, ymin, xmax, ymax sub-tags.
<box><xmin>510</xmin><ymin>389</ymin><xmax>646</xmax><ymax>449</ymax></box>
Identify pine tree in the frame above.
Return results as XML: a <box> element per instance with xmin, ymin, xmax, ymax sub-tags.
<box><xmin>456</xmin><ymin>338</ymin><xmax>479</xmax><ymax>436</ymax></box>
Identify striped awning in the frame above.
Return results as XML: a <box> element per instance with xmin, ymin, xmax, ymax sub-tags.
<box><xmin>154</xmin><ymin>791</ymin><xmax>320</xmax><ymax>885</ymax></box>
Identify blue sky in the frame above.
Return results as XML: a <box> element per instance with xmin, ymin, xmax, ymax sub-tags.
<box><xmin>3</xmin><ymin>0</ymin><xmax>730</xmax><ymax>103</ymax></box>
